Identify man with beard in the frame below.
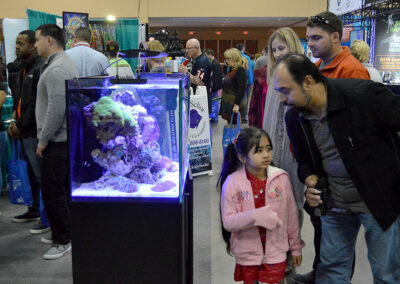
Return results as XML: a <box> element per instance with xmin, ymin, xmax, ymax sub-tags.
<box><xmin>10</xmin><ymin>30</ymin><xmax>49</xmax><ymax>235</ymax></box>
<box><xmin>275</xmin><ymin>53</ymin><xmax>399</xmax><ymax>284</ymax></box>
<box><xmin>292</xmin><ymin>11</ymin><xmax>370</xmax><ymax>283</ymax></box>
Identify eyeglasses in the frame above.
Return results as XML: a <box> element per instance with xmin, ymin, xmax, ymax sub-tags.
<box><xmin>308</xmin><ymin>16</ymin><xmax>339</xmax><ymax>33</ymax></box>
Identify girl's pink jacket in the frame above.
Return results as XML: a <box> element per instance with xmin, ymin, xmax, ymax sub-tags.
<box><xmin>221</xmin><ymin>166</ymin><xmax>304</xmax><ymax>265</ymax></box>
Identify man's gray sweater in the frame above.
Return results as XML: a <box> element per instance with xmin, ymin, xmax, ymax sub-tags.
<box><xmin>36</xmin><ymin>51</ymin><xmax>78</xmax><ymax>147</ymax></box>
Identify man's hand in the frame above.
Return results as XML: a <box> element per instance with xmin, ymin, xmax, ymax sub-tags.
<box><xmin>178</xmin><ymin>65</ymin><xmax>188</xmax><ymax>73</ymax></box>
<box><xmin>305</xmin><ymin>175</ymin><xmax>322</xmax><ymax>207</ymax></box>
<box><xmin>192</xmin><ymin>75</ymin><xmax>205</xmax><ymax>86</ymax></box>
<box><xmin>291</xmin><ymin>255</ymin><xmax>302</xmax><ymax>267</ymax></box>
<box><xmin>8</xmin><ymin>122</ymin><xmax>21</xmax><ymax>139</ymax></box>
<box><xmin>232</xmin><ymin>104</ymin><xmax>239</xmax><ymax>113</ymax></box>
<box><xmin>36</xmin><ymin>143</ymin><xmax>46</xmax><ymax>158</ymax></box>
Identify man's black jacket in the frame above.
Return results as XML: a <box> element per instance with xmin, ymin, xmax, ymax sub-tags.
<box><xmin>13</xmin><ymin>53</ymin><xmax>44</xmax><ymax>138</ymax></box>
<box><xmin>210</xmin><ymin>58</ymin><xmax>222</xmax><ymax>93</ymax></box>
<box><xmin>285</xmin><ymin>77</ymin><xmax>400</xmax><ymax>231</ymax></box>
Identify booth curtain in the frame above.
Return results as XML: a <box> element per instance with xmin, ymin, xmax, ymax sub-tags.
<box><xmin>26</xmin><ymin>8</ymin><xmax>62</xmax><ymax>31</ymax></box>
<box><xmin>115</xmin><ymin>19</ymin><xmax>139</xmax><ymax>70</ymax></box>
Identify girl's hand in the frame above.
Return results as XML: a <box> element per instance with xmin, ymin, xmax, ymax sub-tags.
<box><xmin>254</xmin><ymin>206</ymin><xmax>282</xmax><ymax>230</ymax></box>
<box><xmin>291</xmin><ymin>255</ymin><xmax>302</xmax><ymax>267</ymax></box>
<box><xmin>232</xmin><ymin>104</ymin><xmax>239</xmax><ymax>113</ymax></box>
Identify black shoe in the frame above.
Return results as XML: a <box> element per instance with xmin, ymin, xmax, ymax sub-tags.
<box><xmin>292</xmin><ymin>270</ymin><xmax>315</xmax><ymax>284</ymax></box>
<box><xmin>12</xmin><ymin>207</ymin><xmax>40</xmax><ymax>223</ymax></box>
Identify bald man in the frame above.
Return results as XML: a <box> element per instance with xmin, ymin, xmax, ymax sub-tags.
<box><xmin>179</xmin><ymin>38</ymin><xmax>212</xmax><ymax>113</ymax></box>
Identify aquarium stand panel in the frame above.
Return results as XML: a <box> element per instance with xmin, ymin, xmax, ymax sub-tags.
<box><xmin>71</xmin><ymin>178</ymin><xmax>193</xmax><ymax>284</ymax></box>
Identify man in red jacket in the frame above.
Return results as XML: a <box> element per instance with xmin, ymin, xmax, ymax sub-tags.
<box><xmin>292</xmin><ymin>11</ymin><xmax>369</xmax><ymax>284</ymax></box>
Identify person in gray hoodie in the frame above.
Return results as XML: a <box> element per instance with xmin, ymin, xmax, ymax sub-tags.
<box><xmin>35</xmin><ymin>24</ymin><xmax>78</xmax><ymax>260</ymax></box>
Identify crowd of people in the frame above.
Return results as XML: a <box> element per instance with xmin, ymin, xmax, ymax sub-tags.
<box><xmin>0</xmin><ymin>9</ymin><xmax>398</xmax><ymax>284</ymax></box>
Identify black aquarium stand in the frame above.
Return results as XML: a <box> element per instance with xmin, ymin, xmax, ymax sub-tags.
<box><xmin>71</xmin><ymin>176</ymin><xmax>193</xmax><ymax>284</ymax></box>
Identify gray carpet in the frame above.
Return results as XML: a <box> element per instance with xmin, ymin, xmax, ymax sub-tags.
<box><xmin>0</xmin><ymin>120</ymin><xmax>373</xmax><ymax>284</ymax></box>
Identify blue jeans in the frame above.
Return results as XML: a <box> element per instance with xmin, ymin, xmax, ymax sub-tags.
<box><xmin>0</xmin><ymin>131</ymin><xmax>7</xmax><ymax>189</ymax></box>
<box><xmin>316</xmin><ymin>211</ymin><xmax>397</xmax><ymax>284</ymax></box>
<box><xmin>388</xmin><ymin>216</ymin><xmax>400</xmax><ymax>282</ymax></box>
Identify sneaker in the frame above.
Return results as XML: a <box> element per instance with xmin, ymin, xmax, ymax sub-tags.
<box><xmin>292</xmin><ymin>270</ymin><xmax>316</xmax><ymax>284</ymax></box>
<box><xmin>30</xmin><ymin>221</ymin><xmax>50</xmax><ymax>235</ymax></box>
<box><xmin>12</xmin><ymin>207</ymin><xmax>40</xmax><ymax>223</ymax></box>
<box><xmin>41</xmin><ymin>237</ymin><xmax>53</xmax><ymax>244</ymax></box>
<box><xmin>43</xmin><ymin>243</ymin><xmax>71</xmax><ymax>260</ymax></box>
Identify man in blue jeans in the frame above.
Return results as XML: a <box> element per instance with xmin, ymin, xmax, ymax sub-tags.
<box><xmin>275</xmin><ymin>54</ymin><xmax>399</xmax><ymax>283</ymax></box>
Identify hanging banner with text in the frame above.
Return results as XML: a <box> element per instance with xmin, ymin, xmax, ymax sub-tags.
<box><xmin>189</xmin><ymin>86</ymin><xmax>213</xmax><ymax>177</ymax></box>
<box><xmin>374</xmin><ymin>14</ymin><xmax>400</xmax><ymax>81</ymax></box>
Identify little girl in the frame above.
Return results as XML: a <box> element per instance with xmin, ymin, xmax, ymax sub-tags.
<box><xmin>218</xmin><ymin>127</ymin><xmax>304</xmax><ymax>284</ymax></box>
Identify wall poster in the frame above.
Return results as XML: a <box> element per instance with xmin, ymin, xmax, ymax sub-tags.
<box><xmin>63</xmin><ymin>11</ymin><xmax>89</xmax><ymax>50</ymax></box>
<box><xmin>374</xmin><ymin>14</ymin><xmax>400</xmax><ymax>82</ymax></box>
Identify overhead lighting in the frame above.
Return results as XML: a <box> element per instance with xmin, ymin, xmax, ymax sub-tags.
<box><xmin>216</xmin><ymin>31</ymin><xmax>221</xmax><ymax>35</ymax></box>
<box><xmin>188</xmin><ymin>31</ymin><xmax>195</xmax><ymax>35</ymax></box>
<box><xmin>107</xmin><ymin>15</ymin><xmax>116</xmax><ymax>21</ymax></box>
<box><xmin>243</xmin><ymin>31</ymin><xmax>248</xmax><ymax>35</ymax></box>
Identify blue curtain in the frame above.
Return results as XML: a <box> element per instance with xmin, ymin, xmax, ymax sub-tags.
<box><xmin>26</xmin><ymin>9</ymin><xmax>62</xmax><ymax>31</ymax></box>
<box><xmin>115</xmin><ymin>19</ymin><xmax>139</xmax><ymax>72</ymax></box>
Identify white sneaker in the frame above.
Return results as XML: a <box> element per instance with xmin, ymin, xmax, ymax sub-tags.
<box><xmin>41</xmin><ymin>237</ymin><xmax>53</xmax><ymax>244</ymax></box>
<box><xmin>43</xmin><ymin>243</ymin><xmax>71</xmax><ymax>260</ymax></box>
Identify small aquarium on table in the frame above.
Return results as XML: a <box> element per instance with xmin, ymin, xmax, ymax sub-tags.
<box><xmin>67</xmin><ymin>73</ymin><xmax>192</xmax><ymax>284</ymax></box>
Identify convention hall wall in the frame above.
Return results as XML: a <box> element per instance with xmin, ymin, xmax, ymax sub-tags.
<box><xmin>1</xmin><ymin>0</ymin><xmax>326</xmax><ymax>19</ymax></box>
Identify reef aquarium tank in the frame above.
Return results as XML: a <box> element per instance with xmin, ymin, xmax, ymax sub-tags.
<box><xmin>66</xmin><ymin>74</ymin><xmax>190</xmax><ymax>201</ymax></box>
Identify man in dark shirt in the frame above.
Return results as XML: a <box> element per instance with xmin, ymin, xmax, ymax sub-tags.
<box><xmin>178</xmin><ymin>38</ymin><xmax>212</xmax><ymax>113</ymax></box>
<box><xmin>9</xmin><ymin>30</ymin><xmax>48</xmax><ymax>235</ymax></box>
<box><xmin>204</xmin><ymin>48</ymin><xmax>222</xmax><ymax>95</ymax></box>
<box><xmin>275</xmin><ymin>53</ymin><xmax>399</xmax><ymax>284</ymax></box>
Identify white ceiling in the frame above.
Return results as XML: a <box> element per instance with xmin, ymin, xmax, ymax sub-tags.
<box><xmin>149</xmin><ymin>17</ymin><xmax>308</xmax><ymax>28</ymax></box>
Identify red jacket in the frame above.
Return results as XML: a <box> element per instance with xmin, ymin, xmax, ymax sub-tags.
<box><xmin>316</xmin><ymin>46</ymin><xmax>370</xmax><ymax>80</ymax></box>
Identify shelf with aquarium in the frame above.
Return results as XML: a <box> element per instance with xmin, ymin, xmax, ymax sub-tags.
<box><xmin>67</xmin><ymin>73</ymin><xmax>193</xmax><ymax>284</ymax></box>
<box><xmin>67</xmin><ymin>73</ymin><xmax>190</xmax><ymax>201</ymax></box>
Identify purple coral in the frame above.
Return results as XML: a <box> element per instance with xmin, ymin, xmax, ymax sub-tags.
<box><xmin>85</xmin><ymin>90</ymin><xmax>177</xmax><ymax>188</ymax></box>
<box><xmin>112</xmin><ymin>90</ymin><xmax>137</xmax><ymax>106</ymax></box>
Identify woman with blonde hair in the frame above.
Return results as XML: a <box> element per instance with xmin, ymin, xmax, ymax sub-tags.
<box><xmin>350</xmin><ymin>40</ymin><xmax>382</xmax><ymax>83</ymax></box>
<box><xmin>220</xmin><ymin>48</ymin><xmax>248</xmax><ymax>122</ymax></box>
<box><xmin>146</xmin><ymin>40</ymin><xmax>166</xmax><ymax>72</ymax></box>
<box><xmin>262</xmin><ymin>27</ymin><xmax>305</xmax><ymax>239</ymax></box>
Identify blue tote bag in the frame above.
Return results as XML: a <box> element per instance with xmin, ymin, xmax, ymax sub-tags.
<box><xmin>222</xmin><ymin>113</ymin><xmax>241</xmax><ymax>154</ymax></box>
<box><xmin>8</xmin><ymin>140</ymin><xmax>32</xmax><ymax>206</ymax></box>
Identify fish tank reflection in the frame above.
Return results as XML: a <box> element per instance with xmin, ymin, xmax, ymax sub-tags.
<box><xmin>67</xmin><ymin>74</ymin><xmax>190</xmax><ymax>201</ymax></box>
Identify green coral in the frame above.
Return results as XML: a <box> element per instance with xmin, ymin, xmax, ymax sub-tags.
<box><xmin>92</xmin><ymin>96</ymin><xmax>124</xmax><ymax>127</ymax></box>
<box><xmin>92</xmin><ymin>96</ymin><xmax>136</xmax><ymax>128</ymax></box>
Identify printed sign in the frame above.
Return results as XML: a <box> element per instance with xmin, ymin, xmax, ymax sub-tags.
<box><xmin>329</xmin><ymin>0</ymin><xmax>362</xmax><ymax>15</ymax></box>
<box><xmin>374</xmin><ymin>15</ymin><xmax>400</xmax><ymax>81</ymax></box>
<box><xmin>189</xmin><ymin>86</ymin><xmax>213</xmax><ymax>176</ymax></box>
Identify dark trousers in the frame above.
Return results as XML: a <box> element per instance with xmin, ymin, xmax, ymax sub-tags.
<box><xmin>21</xmin><ymin>137</ymin><xmax>41</xmax><ymax>212</ymax></box>
<box><xmin>40</xmin><ymin>142</ymin><xmax>71</xmax><ymax>244</ymax></box>
<box><xmin>304</xmin><ymin>202</ymin><xmax>321</xmax><ymax>271</ymax></box>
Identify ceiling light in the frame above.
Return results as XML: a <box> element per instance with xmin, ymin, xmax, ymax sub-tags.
<box><xmin>216</xmin><ymin>31</ymin><xmax>221</xmax><ymax>35</ymax></box>
<box><xmin>107</xmin><ymin>15</ymin><xmax>116</xmax><ymax>21</ymax></box>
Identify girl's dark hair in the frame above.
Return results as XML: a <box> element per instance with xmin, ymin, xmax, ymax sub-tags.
<box><xmin>217</xmin><ymin>127</ymin><xmax>273</xmax><ymax>254</ymax></box>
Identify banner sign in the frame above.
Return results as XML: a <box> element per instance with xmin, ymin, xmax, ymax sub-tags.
<box><xmin>189</xmin><ymin>86</ymin><xmax>213</xmax><ymax>176</ymax></box>
<box><xmin>329</xmin><ymin>0</ymin><xmax>362</xmax><ymax>15</ymax></box>
<box><xmin>374</xmin><ymin>15</ymin><xmax>400</xmax><ymax>81</ymax></box>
